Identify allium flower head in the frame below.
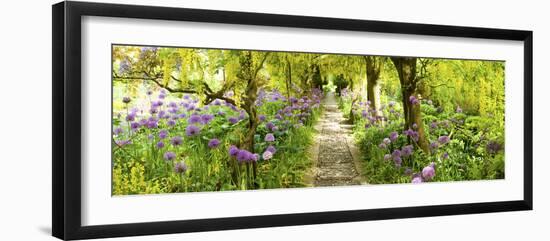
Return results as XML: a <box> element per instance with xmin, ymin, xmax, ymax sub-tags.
<box><xmin>159</xmin><ymin>130</ymin><xmax>168</xmax><ymax>139</ymax></box>
<box><xmin>174</xmin><ymin>161</ymin><xmax>187</xmax><ymax>174</ymax></box>
<box><xmin>237</xmin><ymin>150</ymin><xmax>251</xmax><ymax>163</ymax></box>
<box><xmin>266</xmin><ymin>145</ymin><xmax>277</xmax><ymax>154</ymax></box>
<box><xmin>383</xmin><ymin>154</ymin><xmax>392</xmax><ymax>161</ymax></box>
<box><xmin>265</xmin><ymin>133</ymin><xmax>275</xmax><ymax>142</ymax></box>
<box><xmin>383</xmin><ymin>138</ymin><xmax>391</xmax><ymax>145</ymax></box>
<box><xmin>259</xmin><ymin>115</ymin><xmax>266</xmax><ymax>122</ymax></box>
<box><xmin>163</xmin><ymin>151</ymin><xmax>176</xmax><ymax>161</ymax></box>
<box><xmin>438</xmin><ymin>135</ymin><xmax>450</xmax><ymax>145</ymax></box>
<box><xmin>409</xmin><ymin>95</ymin><xmax>419</xmax><ymax>105</ymax></box>
<box><xmin>401</xmin><ymin>145</ymin><xmax>414</xmax><ymax>157</ymax></box>
<box><xmin>188</xmin><ymin>114</ymin><xmax>201</xmax><ymax>124</ymax></box>
<box><xmin>389</xmin><ymin>131</ymin><xmax>398</xmax><ymax>142</ymax></box>
<box><xmin>228</xmin><ymin>117</ymin><xmax>238</xmax><ymax>124</ymax></box>
<box><xmin>378</xmin><ymin>143</ymin><xmax>387</xmax><ymax>149</ymax></box>
<box><xmin>422</xmin><ymin>165</ymin><xmax>436</xmax><ymax>180</ymax></box>
<box><xmin>201</xmin><ymin>114</ymin><xmax>214</xmax><ymax>125</ymax></box>
<box><xmin>170</xmin><ymin>136</ymin><xmax>183</xmax><ymax>146</ymax></box>
<box><xmin>392</xmin><ymin>150</ymin><xmax>402</xmax><ymax>166</ymax></box>
<box><xmin>208</xmin><ymin>138</ymin><xmax>220</xmax><ymax>148</ymax></box>
<box><xmin>113</xmin><ymin>127</ymin><xmax>123</xmax><ymax>135</ymax></box>
<box><xmin>156</xmin><ymin>141</ymin><xmax>165</xmax><ymax>149</ymax></box>
<box><xmin>185</xmin><ymin>125</ymin><xmax>200</xmax><ymax>137</ymax></box>
<box><xmin>262</xmin><ymin>150</ymin><xmax>273</xmax><ymax>160</ymax></box>
<box><xmin>229</xmin><ymin>145</ymin><xmax>239</xmax><ymax>157</ymax></box>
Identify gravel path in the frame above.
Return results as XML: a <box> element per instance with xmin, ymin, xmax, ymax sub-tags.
<box><xmin>314</xmin><ymin>92</ymin><xmax>362</xmax><ymax>187</ymax></box>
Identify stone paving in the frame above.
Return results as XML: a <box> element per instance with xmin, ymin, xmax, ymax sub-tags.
<box><xmin>314</xmin><ymin>92</ymin><xmax>362</xmax><ymax>187</ymax></box>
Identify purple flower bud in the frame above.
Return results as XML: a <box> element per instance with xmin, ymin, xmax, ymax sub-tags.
<box><xmin>163</xmin><ymin>151</ymin><xmax>176</xmax><ymax>161</ymax></box>
<box><xmin>422</xmin><ymin>165</ymin><xmax>436</xmax><ymax>180</ymax></box>
<box><xmin>208</xmin><ymin>138</ymin><xmax>220</xmax><ymax>148</ymax></box>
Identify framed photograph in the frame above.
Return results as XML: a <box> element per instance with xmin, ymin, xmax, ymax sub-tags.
<box><xmin>52</xmin><ymin>1</ymin><xmax>533</xmax><ymax>240</ymax></box>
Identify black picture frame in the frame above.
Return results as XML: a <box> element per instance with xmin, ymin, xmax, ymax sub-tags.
<box><xmin>52</xmin><ymin>1</ymin><xmax>533</xmax><ymax>240</ymax></box>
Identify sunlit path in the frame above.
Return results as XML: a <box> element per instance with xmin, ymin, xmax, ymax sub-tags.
<box><xmin>314</xmin><ymin>92</ymin><xmax>362</xmax><ymax>186</ymax></box>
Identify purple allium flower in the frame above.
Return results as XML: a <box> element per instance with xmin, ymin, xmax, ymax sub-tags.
<box><xmin>422</xmin><ymin>165</ymin><xmax>436</xmax><ymax>180</ymax></box>
<box><xmin>174</xmin><ymin>161</ymin><xmax>187</xmax><ymax>174</ymax></box>
<box><xmin>265</xmin><ymin>133</ymin><xmax>275</xmax><ymax>142</ymax></box>
<box><xmin>412</xmin><ymin>123</ymin><xmax>418</xmax><ymax>129</ymax></box>
<box><xmin>208</xmin><ymin>138</ymin><xmax>220</xmax><ymax>148</ymax></box>
<box><xmin>383</xmin><ymin>138</ymin><xmax>391</xmax><ymax>145</ymax></box>
<box><xmin>167</xmin><ymin>119</ymin><xmax>176</xmax><ymax>127</ymax></box>
<box><xmin>237</xmin><ymin>150</ymin><xmax>251</xmax><ymax>163</ymax></box>
<box><xmin>262</xmin><ymin>150</ymin><xmax>273</xmax><ymax>160</ymax></box>
<box><xmin>170</xmin><ymin>136</ymin><xmax>183</xmax><ymax>146</ymax></box>
<box><xmin>148</xmin><ymin>134</ymin><xmax>154</xmax><ymax>140</ymax></box>
<box><xmin>163</xmin><ymin>151</ymin><xmax>176</xmax><ymax>161</ymax></box>
<box><xmin>430</xmin><ymin>121</ymin><xmax>438</xmax><ymax>129</ymax></box>
<box><xmin>201</xmin><ymin>114</ymin><xmax>214</xmax><ymax>125</ymax></box>
<box><xmin>266</xmin><ymin>122</ymin><xmax>275</xmax><ymax>130</ymax></box>
<box><xmin>125</xmin><ymin>112</ymin><xmax>136</xmax><ymax>121</ymax></box>
<box><xmin>228</xmin><ymin>117</ymin><xmax>238</xmax><ymax>124</ymax></box>
<box><xmin>392</xmin><ymin>150</ymin><xmax>402</xmax><ymax>165</ymax></box>
<box><xmin>401</xmin><ymin>145</ymin><xmax>414</xmax><ymax>157</ymax></box>
<box><xmin>251</xmin><ymin>153</ymin><xmax>259</xmax><ymax>162</ymax></box>
<box><xmin>217</xmin><ymin>111</ymin><xmax>225</xmax><ymax>116</ymax></box>
<box><xmin>259</xmin><ymin>115</ymin><xmax>266</xmax><ymax>122</ymax></box>
<box><xmin>185</xmin><ymin>125</ymin><xmax>200</xmax><ymax>137</ymax></box>
<box><xmin>438</xmin><ymin>135</ymin><xmax>450</xmax><ymax>145</ymax></box>
<box><xmin>409</xmin><ymin>95</ymin><xmax>419</xmax><ymax>105</ymax></box>
<box><xmin>129</xmin><ymin>122</ymin><xmax>140</xmax><ymax>130</ymax></box>
<box><xmin>188</xmin><ymin>114</ymin><xmax>201</xmax><ymax>124</ymax></box>
<box><xmin>378</xmin><ymin>143</ymin><xmax>387</xmax><ymax>149</ymax></box>
<box><xmin>152</xmin><ymin>100</ymin><xmax>163</xmax><ymax>108</ymax></box>
<box><xmin>266</xmin><ymin>145</ymin><xmax>277</xmax><ymax>154</ymax></box>
<box><xmin>122</xmin><ymin>97</ymin><xmax>131</xmax><ymax>104</ymax></box>
<box><xmin>404</xmin><ymin>168</ymin><xmax>413</xmax><ymax>176</ymax></box>
<box><xmin>384</xmin><ymin>154</ymin><xmax>392</xmax><ymax>161</ymax></box>
<box><xmin>271</xmin><ymin>126</ymin><xmax>279</xmax><ymax>132</ymax></box>
<box><xmin>147</xmin><ymin>120</ymin><xmax>158</xmax><ymax>129</ymax></box>
<box><xmin>389</xmin><ymin>131</ymin><xmax>398</xmax><ymax>142</ymax></box>
<box><xmin>229</xmin><ymin>145</ymin><xmax>239</xmax><ymax>157</ymax></box>
<box><xmin>411</xmin><ymin>174</ymin><xmax>423</xmax><ymax>183</ymax></box>
<box><xmin>158</xmin><ymin>130</ymin><xmax>168</xmax><ymax>139</ymax></box>
<box><xmin>113</xmin><ymin>127</ymin><xmax>123</xmax><ymax>135</ymax></box>
<box><xmin>156</xmin><ymin>141</ymin><xmax>165</xmax><ymax>148</ymax></box>
<box><xmin>441</xmin><ymin>152</ymin><xmax>449</xmax><ymax>159</ymax></box>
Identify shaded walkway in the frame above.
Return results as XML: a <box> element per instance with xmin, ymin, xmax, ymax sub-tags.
<box><xmin>313</xmin><ymin>92</ymin><xmax>362</xmax><ymax>186</ymax></box>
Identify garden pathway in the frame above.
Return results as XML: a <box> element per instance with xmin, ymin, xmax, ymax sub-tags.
<box><xmin>313</xmin><ymin>92</ymin><xmax>363</xmax><ymax>186</ymax></box>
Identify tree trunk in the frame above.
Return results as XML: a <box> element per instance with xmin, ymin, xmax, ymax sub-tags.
<box><xmin>285</xmin><ymin>56</ymin><xmax>292</xmax><ymax>105</ymax></box>
<box><xmin>365</xmin><ymin>56</ymin><xmax>384</xmax><ymax>115</ymax></box>
<box><xmin>390</xmin><ymin>57</ymin><xmax>430</xmax><ymax>153</ymax></box>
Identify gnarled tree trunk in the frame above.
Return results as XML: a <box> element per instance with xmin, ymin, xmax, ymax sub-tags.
<box><xmin>365</xmin><ymin>56</ymin><xmax>384</xmax><ymax>115</ymax></box>
<box><xmin>390</xmin><ymin>57</ymin><xmax>430</xmax><ymax>153</ymax></box>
